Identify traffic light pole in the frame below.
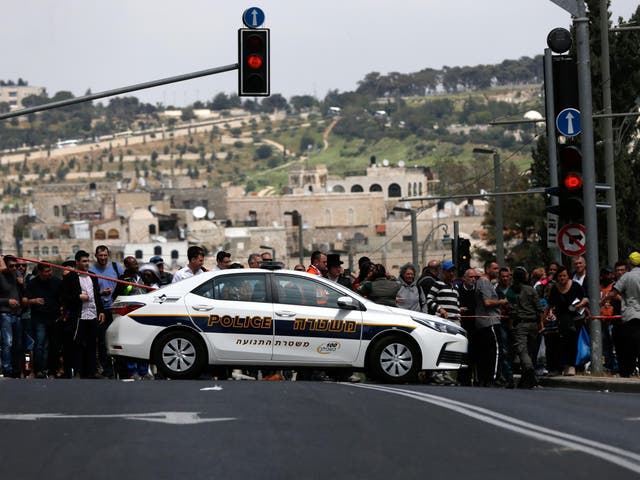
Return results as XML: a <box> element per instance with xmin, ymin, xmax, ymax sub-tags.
<box><xmin>575</xmin><ymin>1</ymin><xmax>603</xmax><ymax>374</ymax></box>
<box><xmin>544</xmin><ymin>48</ymin><xmax>562</xmax><ymax>263</ymax></box>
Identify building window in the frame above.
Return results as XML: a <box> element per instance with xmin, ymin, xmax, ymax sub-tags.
<box><xmin>42</xmin><ymin>246</ymin><xmax>49</xmax><ymax>256</ymax></box>
<box><xmin>52</xmin><ymin>246</ymin><xmax>59</xmax><ymax>255</ymax></box>
<box><xmin>108</xmin><ymin>229</ymin><xmax>119</xmax><ymax>239</ymax></box>
<box><xmin>332</xmin><ymin>185</ymin><xmax>345</xmax><ymax>193</ymax></box>
<box><xmin>350</xmin><ymin>184</ymin><xmax>364</xmax><ymax>193</ymax></box>
<box><xmin>135</xmin><ymin>250</ymin><xmax>143</xmax><ymax>259</ymax></box>
<box><xmin>348</xmin><ymin>208</ymin><xmax>355</xmax><ymax>225</ymax></box>
<box><xmin>72</xmin><ymin>245</ymin><xmax>80</xmax><ymax>253</ymax></box>
<box><xmin>54</xmin><ymin>206</ymin><xmax>60</xmax><ymax>217</ymax></box>
<box><xmin>34</xmin><ymin>247</ymin><xmax>40</xmax><ymax>256</ymax></box>
<box><xmin>149</xmin><ymin>224</ymin><xmax>157</xmax><ymax>235</ymax></box>
<box><xmin>370</xmin><ymin>184</ymin><xmax>382</xmax><ymax>192</ymax></box>
<box><xmin>419</xmin><ymin>183</ymin><xmax>423</xmax><ymax>195</ymax></box>
<box><xmin>388</xmin><ymin>183</ymin><xmax>401</xmax><ymax>198</ymax></box>
<box><xmin>324</xmin><ymin>209</ymin><xmax>332</xmax><ymax>225</ymax></box>
<box><xmin>171</xmin><ymin>250</ymin><xmax>179</xmax><ymax>259</ymax></box>
<box><xmin>154</xmin><ymin>246</ymin><xmax>162</xmax><ymax>255</ymax></box>
<box><xmin>413</xmin><ymin>182</ymin><xmax>418</xmax><ymax>196</ymax></box>
<box><xmin>95</xmin><ymin>229</ymin><xmax>106</xmax><ymax>240</ymax></box>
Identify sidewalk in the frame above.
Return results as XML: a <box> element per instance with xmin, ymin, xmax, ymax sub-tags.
<box><xmin>537</xmin><ymin>373</ymin><xmax>640</xmax><ymax>393</ymax></box>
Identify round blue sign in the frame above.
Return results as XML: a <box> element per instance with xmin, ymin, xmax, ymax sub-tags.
<box><xmin>243</xmin><ymin>7</ymin><xmax>265</xmax><ymax>28</ymax></box>
<box><xmin>556</xmin><ymin>108</ymin><xmax>581</xmax><ymax>137</ymax></box>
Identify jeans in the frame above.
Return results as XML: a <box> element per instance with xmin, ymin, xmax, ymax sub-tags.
<box><xmin>1</xmin><ymin>313</ymin><xmax>22</xmax><ymax>375</ymax></box>
<box><xmin>32</xmin><ymin>316</ymin><xmax>53</xmax><ymax>374</ymax></box>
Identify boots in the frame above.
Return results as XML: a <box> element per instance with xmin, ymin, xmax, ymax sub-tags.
<box><xmin>517</xmin><ymin>368</ymin><xmax>539</xmax><ymax>389</ymax></box>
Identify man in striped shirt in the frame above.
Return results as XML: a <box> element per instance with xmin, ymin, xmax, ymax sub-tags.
<box><xmin>426</xmin><ymin>260</ymin><xmax>461</xmax><ymax>325</ymax></box>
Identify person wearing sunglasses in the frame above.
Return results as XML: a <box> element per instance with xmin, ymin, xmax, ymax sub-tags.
<box><xmin>0</xmin><ymin>255</ymin><xmax>24</xmax><ymax>378</ymax></box>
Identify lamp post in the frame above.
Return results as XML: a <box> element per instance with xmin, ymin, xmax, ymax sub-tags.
<box><xmin>421</xmin><ymin>223</ymin><xmax>450</xmax><ymax>267</ymax></box>
<box><xmin>259</xmin><ymin>245</ymin><xmax>275</xmax><ymax>261</ymax></box>
<box><xmin>284</xmin><ymin>210</ymin><xmax>304</xmax><ymax>266</ymax></box>
<box><xmin>473</xmin><ymin>148</ymin><xmax>504</xmax><ymax>266</ymax></box>
<box><xmin>393</xmin><ymin>206</ymin><xmax>419</xmax><ymax>268</ymax></box>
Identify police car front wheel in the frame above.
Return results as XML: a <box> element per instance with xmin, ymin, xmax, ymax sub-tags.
<box><xmin>153</xmin><ymin>330</ymin><xmax>207</xmax><ymax>380</ymax></box>
<box><xmin>370</xmin><ymin>335</ymin><xmax>420</xmax><ymax>383</ymax></box>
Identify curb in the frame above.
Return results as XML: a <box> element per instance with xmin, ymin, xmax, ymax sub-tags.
<box><xmin>538</xmin><ymin>375</ymin><xmax>640</xmax><ymax>393</ymax></box>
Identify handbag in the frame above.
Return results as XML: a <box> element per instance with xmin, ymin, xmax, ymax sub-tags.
<box><xmin>575</xmin><ymin>325</ymin><xmax>591</xmax><ymax>366</ymax></box>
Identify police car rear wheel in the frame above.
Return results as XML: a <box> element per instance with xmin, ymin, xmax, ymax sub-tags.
<box><xmin>370</xmin><ymin>335</ymin><xmax>420</xmax><ymax>383</ymax></box>
<box><xmin>153</xmin><ymin>330</ymin><xmax>206</xmax><ymax>380</ymax></box>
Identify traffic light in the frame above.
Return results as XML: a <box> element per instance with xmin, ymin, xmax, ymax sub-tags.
<box><xmin>548</xmin><ymin>145</ymin><xmax>584</xmax><ymax>223</ymax></box>
<box><xmin>238</xmin><ymin>28</ymin><xmax>270</xmax><ymax>97</ymax></box>
<box><xmin>454</xmin><ymin>238</ymin><xmax>471</xmax><ymax>277</ymax></box>
<box><xmin>551</xmin><ymin>55</ymin><xmax>579</xmax><ymax>121</ymax></box>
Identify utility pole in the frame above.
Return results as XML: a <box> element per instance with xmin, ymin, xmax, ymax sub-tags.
<box><xmin>575</xmin><ymin>0</ymin><xmax>603</xmax><ymax>374</ymax></box>
<box><xmin>600</xmin><ymin>0</ymin><xmax>618</xmax><ymax>266</ymax></box>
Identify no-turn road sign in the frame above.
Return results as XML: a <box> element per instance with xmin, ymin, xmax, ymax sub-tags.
<box><xmin>557</xmin><ymin>223</ymin><xmax>586</xmax><ymax>256</ymax></box>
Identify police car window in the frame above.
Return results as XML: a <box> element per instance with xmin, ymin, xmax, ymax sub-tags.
<box><xmin>275</xmin><ymin>274</ymin><xmax>343</xmax><ymax>309</ymax></box>
<box><xmin>192</xmin><ymin>274</ymin><xmax>267</xmax><ymax>303</ymax></box>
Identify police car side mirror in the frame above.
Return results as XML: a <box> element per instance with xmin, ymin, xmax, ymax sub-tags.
<box><xmin>337</xmin><ymin>296</ymin><xmax>359</xmax><ymax>310</ymax></box>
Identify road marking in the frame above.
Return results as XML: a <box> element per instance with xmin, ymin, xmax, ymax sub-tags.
<box><xmin>200</xmin><ymin>385</ymin><xmax>224</xmax><ymax>391</ymax></box>
<box><xmin>347</xmin><ymin>384</ymin><xmax>640</xmax><ymax>474</ymax></box>
<box><xmin>0</xmin><ymin>411</ymin><xmax>235</xmax><ymax>425</ymax></box>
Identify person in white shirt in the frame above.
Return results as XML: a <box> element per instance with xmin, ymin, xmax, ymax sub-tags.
<box><xmin>571</xmin><ymin>256</ymin><xmax>587</xmax><ymax>286</ymax></box>
<box><xmin>172</xmin><ymin>246</ymin><xmax>205</xmax><ymax>283</ymax></box>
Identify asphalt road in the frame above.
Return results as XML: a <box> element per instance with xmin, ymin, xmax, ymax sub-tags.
<box><xmin>1</xmin><ymin>379</ymin><xmax>639</xmax><ymax>480</ymax></box>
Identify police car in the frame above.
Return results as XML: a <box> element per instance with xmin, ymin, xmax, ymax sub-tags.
<box><xmin>107</xmin><ymin>268</ymin><xmax>467</xmax><ymax>383</ymax></box>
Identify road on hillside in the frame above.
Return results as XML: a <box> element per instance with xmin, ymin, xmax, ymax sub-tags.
<box><xmin>1</xmin><ymin>379</ymin><xmax>639</xmax><ymax>479</ymax></box>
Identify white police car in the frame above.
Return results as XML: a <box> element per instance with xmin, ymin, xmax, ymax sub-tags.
<box><xmin>107</xmin><ymin>268</ymin><xmax>467</xmax><ymax>383</ymax></box>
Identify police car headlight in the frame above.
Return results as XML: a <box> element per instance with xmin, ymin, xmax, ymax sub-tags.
<box><xmin>411</xmin><ymin>317</ymin><xmax>466</xmax><ymax>337</ymax></box>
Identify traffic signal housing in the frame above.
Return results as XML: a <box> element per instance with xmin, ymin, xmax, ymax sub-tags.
<box><xmin>546</xmin><ymin>145</ymin><xmax>584</xmax><ymax>223</ymax></box>
<box><xmin>238</xmin><ymin>28</ymin><xmax>270</xmax><ymax>97</ymax></box>
<box><xmin>454</xmin><ymin>237</ymin><xmax>472</xmax><ymax>277</ymax></box>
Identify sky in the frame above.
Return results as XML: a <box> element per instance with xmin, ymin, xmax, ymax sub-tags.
<box><xmin>3</xmin><ymin>1</ymin><xmax>639</xmax><ymax>107</ymax></box>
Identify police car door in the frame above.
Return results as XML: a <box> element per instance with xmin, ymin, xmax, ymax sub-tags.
<box><xmin>185</xmin><ymin>272</ymin><xmax>273</xmax><ymax>361</ymax></box>
<box><xmin>272</xmin><ymin>273</ymin><xmax>363</xmax><ymax>363</ymax></box>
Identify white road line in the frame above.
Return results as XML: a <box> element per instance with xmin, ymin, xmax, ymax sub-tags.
<box><xmin>0</xmin><ymin>412</ymin><xmax>236</xmax><ymax>425</ymax></box>
<box><xmin>347</xmin><ymin>383</ymin><xmax>640</xmax><ymax>475</ymax></box>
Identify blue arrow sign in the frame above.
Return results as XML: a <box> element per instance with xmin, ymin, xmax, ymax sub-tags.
<box><xmin>243</xmin><ymin>7</ymin><xmax>265</xmax><ymax>28</ymax></box>
<box><xmin>556</xmin><ymin>107</ymin><xmax>581</xmax><ymax>137</ymax></box>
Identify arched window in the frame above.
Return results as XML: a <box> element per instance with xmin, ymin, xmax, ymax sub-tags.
<box><xmin>149</xmin><ymin>224</ymin><xmax>157</xmax><ymax>235</ymax></box>
<box><xmin>350</xmin><ymin>184</ymin><xmax>364</xmax><ymax>193</ymax></box>
<box><xmin>171</xmin><ymin>250</ymin><xmax>179</xmax><ymax>259</ymax></box>
<box><xmin>54</xmin><ymin>206</ymin><xmax>60</xmax><ymax>216</ymax></box>
<box><xmin>94</xmin><ymin>229</ymin><xmax>106</xmax><ymax>240</ymax></box>
<box><xmin>107</xmin><ymin>229</ymin><xmax>119</xmax><ymax>239</ymax></box>
<box><xmin>154</xmin><ymin>246</ymin><xmax>162</xmax><ymax>255</ymax></box>
<box><xmin>407</xmin><ymin>183</ymin><xmax>412</xmax><ymax>196</ymax></box>
<box><xmin>370</xmin><ymin>184</ymin><xmax>382</xmax><ymax>192</ymax></box>
<box><xmin>135</xmin><ymin>250</ymin><xmax>143</xmax><ymax>259</ymax></box>
<box><xmin>419</xmin><ymin>183</ymin><xmax>423</xmax><ymax>195</ymax></box>
<box><xmin>388</xmin><ymin>183</ymin><xmax>402</xmax><ymax>198</ymax></box>
<box><xmin>413</xmin><ymin>182</ymin><xmax>418</xmax><ymax>197</ymax></box>
<box><xmin>332</xmin><ymin>185</ymin><xmax>345</xmax><ymax>193</ymax></box>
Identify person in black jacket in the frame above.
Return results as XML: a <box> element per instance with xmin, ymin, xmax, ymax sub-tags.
<box><xmin>60</xmin><ymin>250</ymin><xmax>105</xmax><ymax>379</ymax></box>
<box><xmin>0</xmin><ymin>255</ymin><xmax>24</xmax><ymax>377</ymax></box>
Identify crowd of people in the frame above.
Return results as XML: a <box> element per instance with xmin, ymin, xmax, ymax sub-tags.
<box><xmin>1</xmin><ymin>244</ymin><xmax>639</xmax><ymax>386</ymax></box>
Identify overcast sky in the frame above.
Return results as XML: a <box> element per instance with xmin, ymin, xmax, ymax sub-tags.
<box><xmin>3</xmin><ymin>1</ymin><xmax>639</xmax><ymax>106</ymax></box>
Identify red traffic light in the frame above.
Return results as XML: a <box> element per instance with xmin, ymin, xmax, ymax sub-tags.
<box><xmin>563</xmin><ymin>172</ymin><xmax>583</xmax><ymax>191</ymax></box>
<box><xmin>247</xmin><ymin>54</ymin><xmax>263</xmax><ymax>69</ymax></box>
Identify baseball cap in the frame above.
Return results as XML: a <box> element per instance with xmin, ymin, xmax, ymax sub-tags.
<box><xmin>150</xmin><ymin>255</ymin><xmax>164</xmax><ymax>265</ymax></box>
<box><xmin>442</xmin><ymin>260</ymin><xmax>456</xmax><ymax>271</ymax></box>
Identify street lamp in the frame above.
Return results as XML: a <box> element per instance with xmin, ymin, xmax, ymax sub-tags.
<box><xmin>259</xmin><ymin>245</ymin><xmax>275</xmax><ymax>261</ymax></box>
<box><xmin>473</xmin><ymin>147</ymin><xmax>504</xmax><ymax>266</ymax></box>
<box><xmin>421</xmin><ymin>223</ymin><xmax>450</xmax><ymax>267</ymax></box>
<box><xmin>393</xmin><ymin>206</ymin><xmax>419</xmax><ymax>268</ymax></box>
<box><xmin>284</xmin><ymin>210</ymin><xmax>304</xmax><ymax>266</ymax></box>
